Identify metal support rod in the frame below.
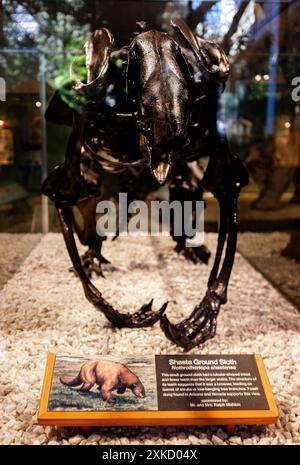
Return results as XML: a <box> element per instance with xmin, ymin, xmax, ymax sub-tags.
<box><xmin>39</xmin><ymin>52</ymin><xmax>49</xmax><ymax>234</ymax></box>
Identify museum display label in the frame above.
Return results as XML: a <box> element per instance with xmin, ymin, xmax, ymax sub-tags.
<box><xmin>38</xmin><ymin>353</ymin><xmax>278</xmax><ymax>427</ymax></box>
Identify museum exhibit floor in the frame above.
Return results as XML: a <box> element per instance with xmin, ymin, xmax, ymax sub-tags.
<box><xmin>0</xmin><ymin>233</ymin><xmax>300</xmax><ymax>445</ymax></box>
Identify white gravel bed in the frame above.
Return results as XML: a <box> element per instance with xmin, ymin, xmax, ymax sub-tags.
<box><xmin>0</xmin><ymin>233</ymin><xmax>42</xmax><ymax>290</ymax></box>
<box><xmin>237</xmin><ymin>232</ymin><xmax>300</xmax><ymax>310</ymax></box>
<box><xmin>0</xmin><ymin>233</ymin><xmax>300</xmax><ymax>445</ymax></box>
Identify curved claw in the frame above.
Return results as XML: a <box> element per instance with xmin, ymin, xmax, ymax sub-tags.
<box><xmin>160</xmin><ymin>315</ymin><xmax>199</xmax><ymax>351</ymax></box>
<box><xmin>70</xmin><ymin>249</ymin><xmax>109</xmax><ymax>278</ymax></box>
<box><xmin>160</xmin><ymin>291</ymin><xmax>220</xmax><ymax>351</ymax></box>
<box><xmin>96</xmin><ymin>296</ymin><xmax>168</xmax><ymax>328</ymax></box>
<box><xmin>128</xmin><ymin>300</ymin><xmax>169</xmax><ymax>327</ymax></box>
<box><xmin>82</xmin><ymin>249</ymin><xmax>109</xmax><ymax>278</ymax></box>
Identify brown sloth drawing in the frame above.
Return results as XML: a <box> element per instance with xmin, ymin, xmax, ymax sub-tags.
<box><xmin>60</xmin><ymin>359</ymin><xmax>146</xmax><ymax>403</ymax></box>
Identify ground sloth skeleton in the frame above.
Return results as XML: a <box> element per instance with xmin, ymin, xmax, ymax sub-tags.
<box><xmin>42</xmin><ymin>19</ymin><xmax>248</xmax><ymax>350</ymax></box>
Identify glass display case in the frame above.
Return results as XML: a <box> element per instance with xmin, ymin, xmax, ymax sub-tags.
<box><xmin>1</xmin><ymin>1</ymin><xmax>299</xmax><ymax>224</ymax></box>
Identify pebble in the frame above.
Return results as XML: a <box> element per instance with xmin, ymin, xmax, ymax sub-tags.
<box><xmin>229</xmin><ymin>436</ymin><xmax>242</xmax><ymax>445</ymax></box>
<box><xmin>68</xmin><ymin>435</ymin><xmax>84</xmax><ymax>445</ymax></box>
<box><xmin>211</xmin><ymin>435</ymin><xmax>225</xmax><ymax>445</ymax></box>
<box><xmin>285</xmin><ymin>422</ymin><xmax>294</xmax><ymax>433</ymax></box>
<box><xmin>88</xmin><ymin>434</ymin><xmax>101</xmax><ymax>443</ymax></box>
<box><xmin>37</xmin><ymin>434</ymin><xmax>47</xmax><ymax>444</ymax></box>
<box><xmin>188</xmin><ymin>434</ymin><xmax>200</xmax><ymax>445</ymax></box>
<box><xmin>258</xmin><ymin>438</ymin><xmax>272</xmax><ymax>445</ymax></box>
<box><xmin>242</xmin><ymin>438</ymin><xmax>253</xmax><ymax>445</ymax></box>
<box><xmin>32</xmin><ymin>426</ymin><xmax>45</xmax><ymax>435</ymax></box>
<box><xmin>216</xmin><ymin>428</ymin><xmax>228</xmax><ymax>440</ymax></box>
<box><xmin>120</xmin><ymin>437</ymin><xmax>130</xmax><ymax>445</ymax></box>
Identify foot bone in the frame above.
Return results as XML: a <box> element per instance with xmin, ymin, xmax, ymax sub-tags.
<box><xmin>160</xmin><ymin>290</ymin><xmax>221</xmax><ymax>350</ymax></box>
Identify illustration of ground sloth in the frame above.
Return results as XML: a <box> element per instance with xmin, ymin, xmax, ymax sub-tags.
<box><xmin>60</xmin><ymin>359</ymin><xmax>146</xmax><ymax>403</ymax></box>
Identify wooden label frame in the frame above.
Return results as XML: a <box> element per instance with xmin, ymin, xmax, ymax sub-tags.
<box><xmin>38</xmin><ymin>353</ymin><xmax>278</xmax><ymax>427</ymax></box>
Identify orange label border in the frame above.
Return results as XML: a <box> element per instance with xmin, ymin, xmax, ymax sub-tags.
<box><xmin>38</xmin><ymin>353</ymin><xmax>278</xmax><ymax>427</ymax></box>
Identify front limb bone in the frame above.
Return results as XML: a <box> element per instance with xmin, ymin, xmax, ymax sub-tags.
<box><xmin>160</xmin><ymin>193</ymin><xmax>238</xmax><ymax>351</ymax></box>
<box><xmin>56</xmin><ymin>201</ymin><xmax>168</xmax><ymax>328</ymax></box>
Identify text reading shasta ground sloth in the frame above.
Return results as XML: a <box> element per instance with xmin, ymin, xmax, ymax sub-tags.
<box><xmin>60</xmin><ymin>359</ymin><xmax>146</xmax><ymax>402</ymax></box>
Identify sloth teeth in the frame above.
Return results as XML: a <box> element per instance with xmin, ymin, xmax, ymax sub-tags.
<box><xmin>152</xmin><ymin>162</ymin><xmax>171</xmax><ymax>185</ymax></box>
